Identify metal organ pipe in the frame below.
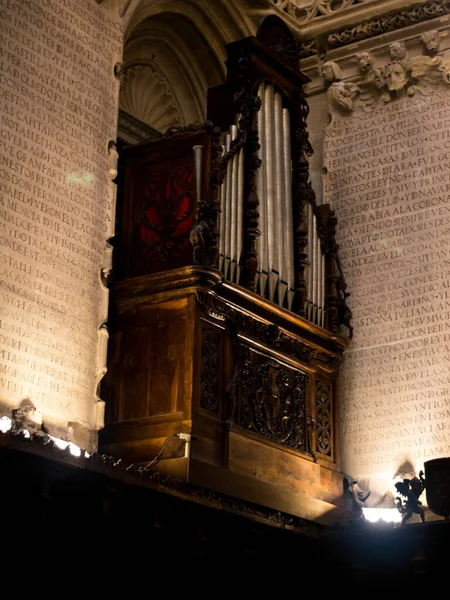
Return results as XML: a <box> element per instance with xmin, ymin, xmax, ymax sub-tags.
<box><xmin>257</xmin><ymin>82</ymin><xmax>268</xmax><ymax>297</ymax></box>
<box><xmin>230</xmin><ymin>124</ymin><xmax>238</xmax><ymax>283</ymax></box>
<box><xmin>223</xmin><ymin>132</ymin><xmax>232</xmax><ymax>279</ymax></box>
<box><xmin>306</xmin><ymin>204</ymin><xmax>313</xmax><ymax>321</ymax></box>
<box><xmin>236</xmin><ymin>144</ymin><xmax>244</xmax><ymax>285</ymax></box>
<box><xmin>264</xmin><ymin>84</ymin><xmax>277</xmax><ymax>303</ymax></box>
<box><xmin>217</xmin><ymin>81</ymin><xmax>325</xmax><ymax>327</ymax></box>
<box><xmin>305</xmin><ymin>205</ymin><xmax>326</xmax><ymax>327</ymax></box>
<box><xmin>274</xmin><ymin>91</ymin><xmax>286</xmax><ymax>307</ymax></box>
<box><xmin>282</xmin><ymin>107</ymin><xmax>294</xmax><ymax>311</ymax></box>
<box><xmin>219</xmin><ymin>144</ymin><xmax>226</xmax><ymax>272</ymax></box>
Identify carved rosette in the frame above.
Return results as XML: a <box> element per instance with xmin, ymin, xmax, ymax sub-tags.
<box><xmin>200</xmin><ymin>330</ymin><xmax>221</xmax><ymax>412</ymax></box>
<box><xmin>315</xmin><ymin>381</ymin><xmax>332</xmax><ymax>457</ymax></box>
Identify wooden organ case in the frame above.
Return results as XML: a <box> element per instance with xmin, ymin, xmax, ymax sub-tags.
<box><xmin>101</xmin><ymin>17</ymin><xmax>353</xmax><ymax>523</ymax></box>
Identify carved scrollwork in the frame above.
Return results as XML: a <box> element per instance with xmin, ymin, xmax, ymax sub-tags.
<box><xmin>315</xmin><ymin>381</ymin><xmax>332</xmax><ymax>456</ymax></box>
<box><xmin>234</xmin><ymin>53</ymin><xmax>263</xmax><ymax>291</ymax></box>
<box><xmin>196</xmin><ymin>291</ymin><xmax>343</xmax><ymax>369</ymax></box>
<box><xmin>327</xmin><ymin>1</ymin><xmax>450</xmax><ymax>49</ymax></box>
<box><xmin>163</xmin><ymin>121</ymin><xmax>214</xmax><ymax>139</ymax></box>
<box><xmin>201</xmin><ymin>330</ymin><xmax>221</xmax><ymax>412</ymax></box>
<box><xmin>271</xmin><ymin>0</ymin><xmax>367</xmax><ymax>25</ymax></box>
<box><xmin>230</xmin><ymin>348</ymin><xmax>308</xmax><ymax>451</ymax></box>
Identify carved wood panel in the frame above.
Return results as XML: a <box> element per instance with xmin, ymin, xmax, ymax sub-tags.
<box><xmin>229</xmin><ymin>345</ymin><xmax>308</xmax><ymax>452</ymax></box>
<box><xmin>315</xmin><ymin>380</ymin><xmax>333</xmax><ymax>459</ymax></box>
<box><xmin>200</xmin><ymin>329</ymin><xmax>221</xmax><ymax>412</ymax></box>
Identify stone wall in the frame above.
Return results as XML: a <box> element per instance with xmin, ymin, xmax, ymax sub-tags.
<box><xmin>0</xmin><ymin>0</ymin><xmax>123</xmax><ymax>450</ymax></box>
<box><xmin>303</xmin><ymin>12</ymin><xmax>450</xmax><ymax>499</ymax></box>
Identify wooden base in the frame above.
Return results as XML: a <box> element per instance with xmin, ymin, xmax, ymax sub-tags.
<box><xmin>101</xmin><ymin>266</ymin><xmax>349</xmax><ymax>523</ymax></box>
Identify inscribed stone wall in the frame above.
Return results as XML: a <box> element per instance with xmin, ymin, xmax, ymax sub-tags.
<box><xmin>324</xmin><ymin>89</ymin><xmax>450</xmax><ymax>491</ymax></box>
<box><xmin>0</xmin><ymin>0</ymin><xmax>122</xmax><ymax>449</ymax></box>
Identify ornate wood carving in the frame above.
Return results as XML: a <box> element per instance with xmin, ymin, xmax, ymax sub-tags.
<box><xmin>228</xmin><ymin>345</ymin><xmax>308</xmax><ymax>452</ymax></box>
<box><xmin>200</xmin><ymin>330</ymin><xmax>220</xmax><ymax>412</ymax></box>
<box><xmin>163</xmin><ymin>121</ymin><xmax>214</xmax><ymax>139</ymax></box>
<box><xmin>234</xmin><ymin>54</ymin><xmax>262</xmax><ymax>292</ymax></box>
<box><xmin>257</xmin><ymin>15</ymin><xmax>299</xmax><ymax>70</ymax></box>
<box><xmin>315</xmin><ymin>381</ymin><xmax>332</xmax><ymax>457</ymax></box>
<box><xmin>292</xmin><ymin>93</ymin><xmax>316</xmax><ymax>317</ymax></box>
<box><xmin>324</xmin><ymin>209</ymin><xmax>353</xmax><ymax>339</ymax></box>
<box><xmin>196</xmin><ymin>291</ymin><xmax>343</xmax><ymax>370</ymax></box>
<box><xmin>324</xmin><ymin>46</ymin><xmax>450</xmax><ymax>115</ymax></box>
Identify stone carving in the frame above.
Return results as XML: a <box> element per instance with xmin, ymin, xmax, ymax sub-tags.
<box><xmin>200</xmin><ymin>330</ymin><xmax>220</xmax><ymax>412</ymax></box>
<box><xmin>270</xmin><ymin>0</ymin><xmax>371</xmax><ymax>25</ymax></box>
<box><xmin>119</xmin><ymin>65</ymin><xmax>182</xmax><ymax>133</ymax></box>
<box><xmin>327</xmin><ymin>0</ymin><xmax>450</xmax><ymax>49</ymax></box>
<box><xmin>356</xmin><ymin>51</ymin><xmax>383</xmax><ymax>91</ymax></box>
<box><xmin>322</xmin><ymin>61</ymin><xmax>358</xmax><ymax>112</ymax></box>
<box><xmin>421</xmin><ymin>29</ymin><xmax>445</xmax><ymax>55</ymax></box>
<box><xmin>298</xmin><ymin>40</ymin><xmax>318</xmax><ymax>59</ymax></box>
<box><xmin>324</xmin><ymin>48</ymin><xmax>450</xmax><ymax>113</ymax></box>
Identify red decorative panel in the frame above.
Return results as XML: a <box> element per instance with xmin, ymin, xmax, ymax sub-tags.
<box><xmin>141</xmin><ymin>166</ymin><xmax>195</xmax><ymax>267</ymax></box>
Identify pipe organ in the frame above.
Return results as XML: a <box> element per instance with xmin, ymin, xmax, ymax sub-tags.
<box><xmin>102</xmin><ymin>16</ymin><xmax>353</xmax><ymax>524</ymax></box>
<box><xmin>215</xmin><ymin>83</ymin><xmax>328</xmax><ymax>326</ymax></box>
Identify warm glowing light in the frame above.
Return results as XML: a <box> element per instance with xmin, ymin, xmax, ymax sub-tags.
<box><xmin>0</xmin><ymin>416</ymin><xmax>12</xmax><ymax>433</ymax></box>
<box><xmin>49</xmin><ymin>436</ymin><xmax>87</xmax><ymax>457</ymax></box>
<box><xmin>362</xmin><ymin>508</ymin><xmax>402</xmax><ymax>524</ymax></box>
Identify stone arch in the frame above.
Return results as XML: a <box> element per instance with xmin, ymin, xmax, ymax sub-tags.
<box><xmin>119</xmin><ymin>0</ymin><xmax>255</xmax><ymax>138</ymax></box>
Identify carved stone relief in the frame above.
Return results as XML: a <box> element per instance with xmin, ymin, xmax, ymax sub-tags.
<box><xmin>322</xmin><ymin>42</ymin><xmax>450</xmax><ymax>114</ymax></box>
<box><xmin>270</xmin><ymin>0</ymin><xmax>375</xmax><ymax>25</ymax></box>
<box><xmin>119</xmin><ymin>65</ymin><xmax>182</xmax><ymax>133</ymax></box>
